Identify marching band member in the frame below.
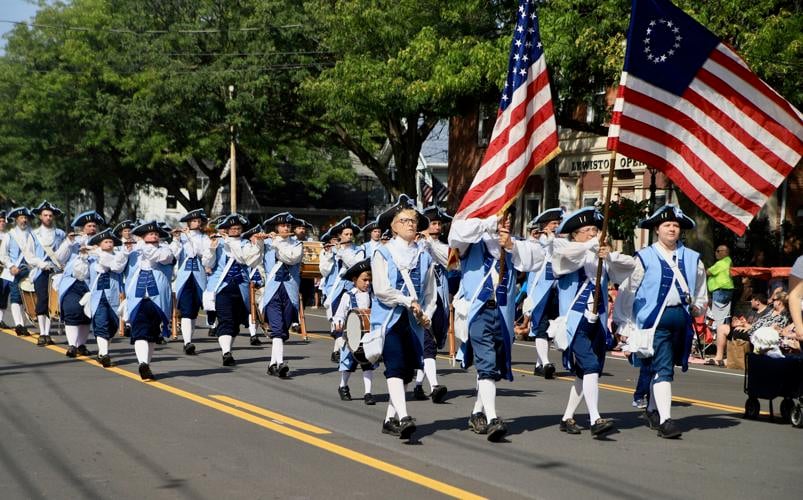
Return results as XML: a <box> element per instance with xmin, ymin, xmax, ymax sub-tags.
<box><xmin>242</xmin><ymin>224</ymin><xmax>265</xmax><ymax>346</ymax></box>
<box><xmin>126</xmin><ymin>221</ymin><xmax>174</xmax><ymax>380</ymax></box>
<box><xmin>30</xmin><ymin>201</ymin><xmax>67</xmax><ymax>345</ymax></box>
<box><xmin>0</xmin><ymin>207</ymin><xmax>37</xmax><ymax>336</ymax></box>
<box><xmin>332</xmin><ymin>258</ymin><xmax>377</xmax><ymax>404</ymax></box>
<box><xmin>114</xmin><ymin>220</ymin><xmax>137</xmax><ymax>337</ymax></box>
<box><xmin>292</xmin><ymin>217</ymin><xmax>316</xmax><ymax>313</ymax></box>
<box><xmin>170</xmin><ymin>209</ymin><xmax>211</xmax><ymax>355</ymax></box>
<box><xmin>320</xmin><ymin>217</ymin><xmax>365</xmax><ymax>362</ymax></box>
<box><xmin>613</xmin><ymin>205</ymin><xmax>707</xmax><ymax>438</ymax></box>
<box><xmin>449</xmin><ymin>214</ymin><xmax>545</xmax><ymax>442</ymax></box>
<box><xmin>369</xmin><ymin>195</ymin><xmax>435</xmax><ymax>441</ymax></box>
<box><xmin>412</xmin><ymin>206</ymin><xmax>453</xmax><ymax>403</ymax></box>
<box><xmin>551</xmin><ymin>207</ymin><xmax>634</xmax><ymax>438</ymax></box>
<box><xmin>522</xmin><ymin>208</ymin><xmax>563</xmax><ymax>378</ymax></box>
<box><xmin>203</xmin><ymin>215</ymin><xmax>228</xmax><ymax>338</ymax></box>
<box><xmin>202</xmin><ymin>213</ymin><xmax>261</xmax><ymax>366</ymax></box>
<box><xmin>0</xmin><ymin>210</ymin><xmax>9</xmax><ymax>328</ymax></box>
<box><xmin>360</xmin><ymin>220</ymin><xmax>382</xmax><ymax>258</ymax></box>
<box><xmin>57</xmin><ymin>210</ymin><xmax>105</xmax><ymax>357</ymax></box>
<box><xmin>73</xmin><ymin>229</ymin><xmax>127</xmax><ymax>367</ymax></box>
<box><xmin>256</xmin><ymin>213</ymin><xmax>304</xmax><ymax>378</ymax></box>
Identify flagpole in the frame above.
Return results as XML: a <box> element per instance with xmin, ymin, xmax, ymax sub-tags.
<box><xmin>592</xmin><ymin>150</ymin><xmax>617</xmax><ymax>315</ymax></box>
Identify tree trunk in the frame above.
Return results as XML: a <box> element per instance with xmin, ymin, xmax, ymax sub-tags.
<box><xmin>448</xmin><ymin>102</ymin><xmax>490</xmax><ymax>214</ymax></box>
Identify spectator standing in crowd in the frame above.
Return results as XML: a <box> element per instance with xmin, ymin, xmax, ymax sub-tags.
<box><xmin>705</xmin><ymin>245</ymin><xmax>735</xmax><ymax>366</ymax></box>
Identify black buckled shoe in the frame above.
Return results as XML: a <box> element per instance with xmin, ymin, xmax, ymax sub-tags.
<box><xmin>37</xmin><ymin>335</ymin><xmax>48</xmax><ymax>346</ymax></box>
<box><xmin>468</xmin><ymin>412</ymin><xmax>489</xmax><ymax>435</ymax></box>
<box><xmin>338</xmin><ymin>386</ymin><xmax>352</xmax><ymax>401</ymax></box>
<box><xmin>590</xmin><ymin>417</ymin><xmax>615</xmax><ymax>437</ymax></box>
<box><xmin>278</xmin><ymin>362</ymin><xmax>290</xmax><ymax>378</ymax></box>
<box><xmin>412</xmin><ymin>385</ymin><xmax>427</xmax><ymax>400</ymax></box>
<box><xmin>138</xmin><ymin>363</ymin><xmax>155</xmax><ymax>381</ymax></box>
<box><xmin>46</xmin><ymin>335</ymin><xmax>55</xmax><ymax>345</ymax></box>
<box><xmin>657</xmin><ymin>418</ymin><xmax>682</xmax><ymax>439</ymax></box>
<box><xmin>222</xmin><ymin>352</ymin><xmax>236</xmax><ymax>366</ymax></box>
<box><xmin>486</xmin><ymin>418</ymin><xmax>508</xmax><ymax>442</ymax></box>
<box><xmin>208</xmin><ymin>326</ymin><xmax>217</xmax><ymax>337</ymax></box>
<box><xmin>98</xmin><ymin>354</ymin><xmax>112</xmax><ymax>368</ymax></box>
<box><xmin>0</xmin><ymin>321</ymin><xmax>9</xmax><ymax>329</ymax></box>
<box><xmin>543</xmin><ymin>363</ymin><xmax>556</xmax><ymax>379</ymax></box>
<box><xmin>15</xmin><ymin>325</ymin><xmax>30</xmax><ymax>336</ymax></box>
<box><xmin>382</xmin><ymin>417</ymin><xmax>400</xmax><ymax>436</ymax></box>
<box><xmin>363</xmin><ymin>393</ymin><xmax>376</xmax><ymax>405</ymax></box>
<box><xmin>65</xmin><ymin>346</ymin><xmax>78</xmax><ymax>358</ymax></box>
<box><xmin>183</xmin><ymin>343</ymin><xmax>196</xmax><ymax>355</ymax></box>
<box><xmin>267</xmin><ymin>363</ymin><xmax>278</xmax><ymax>376</ymax></box>
<box><xmin>249</xmin><ymin>336</ymin><xmax>262</xmax><ymax>346</ymax></box>
<box><xmin>533</xmin><ymin>365</ymin><xmax>545</xmax><ymax>377</ymax></box>
<box><xmin>644</xmin><ymin>410</ymin><xmax>660</xmax><ymax>430</ymax></box>
<box><xmin>155</xmin><ymin>336</ymin><xmax>166</xmax><ymax>345</ymax></box>
<box><xmin>559</xmin><ymin>418</ymin><xmax>582</xmax><ymax>434</ymax></box>
<box><xmin>123</xmin><ymin>324</ymin><xmax>131</xmax><ymax>337</ymax></box>
<box><xmin>398</xmin><ymin>416</ymin><xmax>417</xmax><ymax>440</ymax></box>
<box><xmin>430</xmin><ymin>385</ymin><xmax>448</xmax><ymax>404</ymax></box>
<box><xmin>76</xmin><ymin>344</ymin><xmax>91</xmax><ymax>357</ymax></box>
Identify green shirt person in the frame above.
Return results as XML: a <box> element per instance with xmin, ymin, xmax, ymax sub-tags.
<box><xmin>705</xmin><ymin>245</ymin><xmax>734</xmax><ymax>366</ymax></box>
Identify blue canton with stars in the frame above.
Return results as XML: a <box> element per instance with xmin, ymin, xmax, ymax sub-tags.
<box><xmin>623</xmin><ymin>0</ymin><xmax>719</xmax><ymax>96</ymax></box>
<box><xmin>500</xmin><ymin>0</ymin><xmax>545</xmax><ymax>112</ymax></box>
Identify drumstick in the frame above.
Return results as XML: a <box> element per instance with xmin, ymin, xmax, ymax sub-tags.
<box><xmin>298</xmin><ymin>292</ymin><xmax>308</xmax><ymax>342</ymax></box>
<box><xmin>171</xmin><ymin>292</ymin><xmax>178</xmax><ymax>340</ymax></box>
<box><xmin>118</xmin><ymin>292</ymin><xmax>126</xmax><ymax>337</ymax></box>
<box><xmin>448</xmin><ymin>302</ymin><xmax>456</xmax><ymax>367</ymax></box>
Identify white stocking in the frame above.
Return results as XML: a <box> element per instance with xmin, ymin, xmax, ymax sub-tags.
<box><xmin>386</xmin><ymin>377</ymin><xmax>408</xmax><ymax>419</ymax></box>
<box><xmin>77</xmin><ymin>325</ymin><xmax>90</xmax><ymax>346</ymax></box>
<box><xmin>423</xmin><ymin>358</ymin><xmax>439</xmax><ymax>387</ymax></box>
<box><xmin>96</xmin><ymin>336</ymin><xmax>109</xmax><ymax>356</ymax></box>
<box><xmin>44</xmin><ymin>316</ymin><xmax>51</xmax><ymax>335</ymax></box>
<box><xmin>181</xmin><ymin>318</ymin><xmax>194</xmax><ymax>344</ymax></box>
<box><xmin>65</xmin><ymin>325</ymin><xmax>79</xmax><ymax>347</ymax></box>
<box><xmin>362</xmin><ymin>370</ymin><xmax>374</xmax><ymax>394</ymax></box>
<box><xmin>270</xmin><ymin>338</ymin><xmax>284</xmax><ymax>365</ymax></box>
<box><xmin>10</xmin><ymin>303</ymin><xmax>24</xmax><ymax>326</ymax></box>
<box><xmin>218</xmin><ymin>335</ymin><xmax>233</xmax><ymax>354</ymax></box>
<box><xmin>134</xmin><ymin>340</ymin><xmax>149</xmax><ymax>364</ymax></box>
<box><xmin>583</xmin><ymin>373</ymin><xmax>601</xmax><ymax>422</ymax></box>
<box><xmin>562</xmin><ymin>378</ymin><xmax>584</xmax><ymax>421</ymax></box>
<box><xmin>653</xmin><ymin>381</ymin><xmax>672</xmax><ymax>424</ymax></box>
<box><xmin>37</xmin><ymin>315</ymin><xmax>48</xmax><ymax>335</ymax></box>
<box><xmin>248</xmin><ymin>315</ymin><xmax>257</xmax><ymax>336</ymax></box>
<box><xmin>478</xmin><ymin>379</ymin><xmax>498</xmax><ymax>420</ymax></box>
<box><xmin>535</xmin><ymin>338</ymin><xmax>550</xmax><ymax>366</ymax></box>
<box><xmin>339</xmin><ymin>371</ymin><xmax>351</xmax><ymax>388</ymax></box>
<box><xmin>415</xmin><ymin>368</ymin><xmax>425</xmax><ymax>386</ymax></box>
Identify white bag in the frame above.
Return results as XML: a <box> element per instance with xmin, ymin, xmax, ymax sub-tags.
<box><xmin>547</xmin><ymin>316</ymin><xmax>569</xmax><ymax>351</ymax></box>
<box><xmin>452</xmin><ymin>297</ymin><xmax>470</xmax><ymax>343</ymax></box>
<box><xmin>202</xmin><ymin>291</ymin><xmax>216</xmax><ymax>311</ymax></box>
<box><xmin>361</xmin><ymin>328</ymin><xmax>384</xmax><ymax>364</ymax></box>
<box><xmin>79</xmin><ymin>292</ymin><xmax>92</xmax><ymax>319</ymax></box>
<box><xmin>620</xmin><ymin>322</ymin><xmax>655</xmax><ymax>358</ymax></box>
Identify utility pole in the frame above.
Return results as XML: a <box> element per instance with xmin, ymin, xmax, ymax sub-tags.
<box><xmin>229</xmin><ymin>84</ymin><xmax>237</xmax><ymax>213</ymax></box>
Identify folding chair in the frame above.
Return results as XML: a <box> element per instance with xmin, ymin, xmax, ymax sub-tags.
<box><xmin>692</xmin><ymin>314</ymin><xmax>715</xmax><ymax>359</ymax></box>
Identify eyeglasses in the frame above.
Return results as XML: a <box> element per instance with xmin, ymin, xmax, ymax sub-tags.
<box><xmin>395</xmin><ymin>218</ymin><xmax>417</xmax><ymax>226</ymax></box>
<box><xmin>577</xmin><ymin>227</ymin><xmax>599</xmax><ymax>234</ymax></box>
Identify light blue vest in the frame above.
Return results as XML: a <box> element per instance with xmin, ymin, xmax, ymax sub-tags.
<box><xmin>207</xmin><ymin>241</ymin><xmax>250</xmax><ymax>305</ymax></box>
<box><xmin>369</xmin><ymin>245</ymin><xmax>431</xmax><ymax>355</ymax></box>
<box><xmin>88</xmin><ymin>255</ymin><xmax>124</xmax><ymax>316</ymax></box>
<box><xmin>57</xmin><ymin>238</ymin><xmax>87</xmax><ymax>303</ymax></box>
<box><xmin>3</xmin><ymin>229</ymin><xmax>33</xmax><ymax>282</ymax></box>
<box><xmin>634</xmin><ymin>243</ymin><xmax>699</xmax><ymax>329</ymax></box>
<box><xmin>526</xmin><ymin>259</ymin><xmax>557</xmax><ymax>332</ymax></box>
<box><xmin>31</xmin><ymin>228</ymin><xmax>66</xmax><ymax>282</ymax></box>
<box><xmin>258</xmin><ymin>238</ymin><xmax>302</xmax><ymax>311</ymax></box>
<box><xmin>173</xmin><ymin>232</ymin><xmax>208</xmax><ymax>299</ymax></box>
<box><xmin>556</xmin><ymin>263</ymin><xmax>610</xmax><ymax>365</ymax></box>
<box><xmin>125</xmin><ymin>247</ymin><xmax>173</xmax><ymax>336</ymax></box>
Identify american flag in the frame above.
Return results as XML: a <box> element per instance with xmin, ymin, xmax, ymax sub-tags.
<box><xmin>453</xmin><ymin>0</ymin><xmax>560</xmax><ymax>221</ymax></box>
<box><xmin>608</xmin><ymin>0</ymin><xmax>803</xmax><ymax>236</ymax></box>
<box><xmin>419</xmin><ymin>168</ymin><xmax>449</xmax><ymax>206</ymax></box>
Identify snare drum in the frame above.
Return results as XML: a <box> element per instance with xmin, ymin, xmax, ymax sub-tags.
<box><xmin>301</xmin><ymin>241</ymin><xmax>323</xmax><ymax>279</ymax></box>
<box><xmin>49</xmin><ymin>274</ymin><xmax>61</xmax><ymax>319</ymax></box>
<box><xmin>345</xmin><ymin>308</ymin><xmax>371</xmax><ymax>364</ymax></box>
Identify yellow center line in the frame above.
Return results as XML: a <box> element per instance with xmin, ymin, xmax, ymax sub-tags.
<box><xmin>1</xmin><ymin>328</ymin><xmax>485</xmax><ymax>500</ymax></box>
<box><xmin>209</xmin><ymin>395</ymin><xmax>331</xmax><ymax>435</ymax></box>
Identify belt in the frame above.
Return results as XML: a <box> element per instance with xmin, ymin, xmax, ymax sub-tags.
<box><xmin>484</xmin><ymin>298</ymin><xmax>497</xmax><ymax>308</ymax></box>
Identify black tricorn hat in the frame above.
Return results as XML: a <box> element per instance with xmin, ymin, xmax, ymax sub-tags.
<box><xmin>556</xmin><ymin>207</ymin><xmax>603</xmax><ymax>235</ymax></box>
<box><xmin>132</xmin><ymin>220</ymin><xmax>170</xmax><ymax>238</ymax></box>
<box><xmin>180</xmin><ymin>208</ymin><xmax>208</xmax><ymax>223</ymax></box>
<box><xmin>639</xmin><ymin>204</ymin><xmax>695</xmax><ymax>230</ymax></box>
<box><xmin>529</xmin><ymin>208</ymin><xmax>564</xmax><ymax>228</ymax></box>
<box><xmin>422</xmin><ymin>205</ymin><xmax>453</xmax><ymax>223</ymax></box>
<box><xmin>361</xmin><ymin>220</ymin><xmax>380</xmax><ymax>235</ymax></box>
<box><xmin>292</xmin><ymin>217</ymin><xmax>314</xmax><ymax>229</ymax></box>
<box><xmin>328</xmin><ymin>216</ymin><xmax>361</xmax><ymax>237</ymax></box>
<box><xmin>32</xmin><ymin>200</ymin><xmax>63</xmax><ymax>217</ymax></box>
<box><xmin>377</xmin><ymin>194</ymin><xmax>429</xmax><ymax>232</ymax></box>
<box><xmin>217</xmin><ymin>213</ymin><xmax>249</xmax><ymax>230</ymax></box>
<box><xmin>71</xmin><ymin>210</ymin><xmax>106</xmax><ymax>228</ymax></box>
<box><xmin>263</xmin><ymin>212</ymin><xmax>295</xmax><ymax>228</ymax></box>
<box><xmin>242</xmin><ymin>224</ymin><xmax>263</xmax><ymax>239</ymax></box>
<box><xmin>88</xmin><ymin>229</ymin><xmax>122</xmax><ymax>247</ymax></box>
<box><xmin>113</xmin><ymin>220</ymin><xmax>136</xmax><ymax>236</ymax></box>
<box><xmin>8</xmin><ymin>207</ymin><xmax>33</xmax><ymax>220</ymax></box>
<box><xmin>342</xmin><ymin>258</ymin><xmax>372</xmax><ymax>281</ymax></box>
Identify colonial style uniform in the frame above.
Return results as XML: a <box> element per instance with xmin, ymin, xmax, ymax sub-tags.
<box><xmin>360</xmin><ymin>220</ymin><xmax>383</xmax><ymax>258</ymax></box>
<box><xmin>255</xmin><ymin>213</ymin><xmax>304</xmax><ymax>377</ymax></box>
<box><xmin>74</xmin><ymin>229</ymin><xmax>127</xmax><ymax>367</ymax></box>
<box><xmin>30</xmin><ymin>201</ymin><xmax>67</xmax><ymax>344</ymax></box>
<box><xmin>413</xmin><ymin>206</ymin><xmax>453</xmax><ymax>403</ymax></box>
<box><xmin>0</xmin><ymin>207</ymin><xmax>37</xmax><ymax>336</ymax></box>
<box><xmin>551</xmin><ymin>207</ymin><xmax>634</xmax><ymax>437</ymax></box>
<box><xmin>364</xmin><ymin>195</ymin><xmax>436</xmax><ymax>441</ymax></box>
<box><xmin>126</xmin><ymin>221</ymin><xmax>175</xmax><ymax>380</ymax></box>
<box><xmin>241</xmin><ymin>224</ymin><xmax>265</xmax><ymax>346</ymax></box>
<box><xmin>170</xmin><ymin>209</ymin><xmax>211</xmax><ymax>355</ymax></box>
<box><xmin>292</xmin><ymin>217</ymin><xmax>316</xmax><ymax>310</ymax></box>
<box><xmin>56</xmin><ymin>211</ymin><xmax>106</xmax><ymax>356</ymax></box>
<box><xmin>522</xmin><ymin>208</ymin><xmax>564</xmax><ymax>378</ymax></box>
<box><xmin>202</xmin><ymin>214</ymin><xmax>261</xmax><ymax>366</ymax></box>
<box><xmin>332</xmin><ymin>258</ymin><xmax>378</xmax><ymax>404</ymax></box>
<box><xmin>0</xmin><ymin>210</ymin><xmax>9</xmax><ymax>328</ymax></box>
<box><xmin>613</xmin><ymin>205</ymin><xmax>707</xmax><ymax>438</ymax></box>
<box><xmin>448</xmin><ymin>215</ymin><xmax>545</xmax><ymax>442</ymax></box>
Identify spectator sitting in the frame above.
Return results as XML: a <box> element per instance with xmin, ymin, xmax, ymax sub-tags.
<box><xmin>729</xmin><ymin>293</ymin><xmax>772</xmax><ymax>341</ymax></box>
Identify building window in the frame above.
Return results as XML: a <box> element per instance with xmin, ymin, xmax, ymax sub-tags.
<box><xmin>166</xmin><ymin>194</ymin><xmax>177</xmax><ymax>210</ymax></box>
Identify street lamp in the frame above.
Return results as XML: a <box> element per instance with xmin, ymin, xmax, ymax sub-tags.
<box><xmin>359</xmin><ymin>175</ymin><xmax>374</xmax><ymax>225</ymax></box>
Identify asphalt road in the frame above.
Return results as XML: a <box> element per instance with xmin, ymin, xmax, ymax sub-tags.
<box><xmin>1</xmin><ymin>308</ymin><xmax>800</xmax><ymax>500</ymax></box>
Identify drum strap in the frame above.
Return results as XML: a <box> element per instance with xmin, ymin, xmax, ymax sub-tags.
<box><xmin>9</xmin><ymin>229</ymin><xmax>37</xmax><ymax>267</ymax></box>
<box><xmin>38</xmin><ymin>240</ymin><xmax>63</xmax><ymax>271</ymax></box>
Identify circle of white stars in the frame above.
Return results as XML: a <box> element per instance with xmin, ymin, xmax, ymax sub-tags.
<box><xmin>643</xmin><ymin>18</ymin><xmax>682</xmax><ymax>64</ymax></box>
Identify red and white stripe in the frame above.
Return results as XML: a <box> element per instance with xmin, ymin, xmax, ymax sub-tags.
<box><xmin>608</xmin><ymin>44</ymin><xmax>803</xmax><ymax>235</ymax></box>
<box><xmin>454</xmin><ymin>53</ymin><xmax>560</xmax><ymax>221</ymax></box>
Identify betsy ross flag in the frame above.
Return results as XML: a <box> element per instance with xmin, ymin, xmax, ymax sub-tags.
<box><xmin>453</xmin><ymin>0</ymin><xmax>560</xmax><ymax>221</ymax></box>
<box><xmin>608</xmin><ymin>0</ymin><xmax>803</xmax><ymax>235</ymax></box>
